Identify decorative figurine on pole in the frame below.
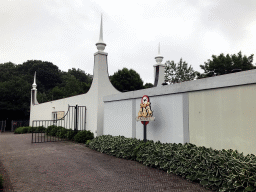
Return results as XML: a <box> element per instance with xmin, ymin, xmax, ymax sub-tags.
<box><xmin>136</xmin><ymin>95</ymin><xmax>155</xmax><ymax>142</ymax></box>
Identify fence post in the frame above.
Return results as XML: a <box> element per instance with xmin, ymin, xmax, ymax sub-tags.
<box><xmin>74</xmin><ymin>105</ymin><xmax>78</xmax><ymax>134</ymax></box>
<box><xmin>11</xmin><ymin>120</ymin><xmax>13</xmax><ymax>132</ymax></box>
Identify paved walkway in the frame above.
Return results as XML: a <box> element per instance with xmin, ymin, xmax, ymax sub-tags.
<box><xmin>0</xmin><ymin>132</ymin><xmax>213</xmax><ymax>192</ymax></box>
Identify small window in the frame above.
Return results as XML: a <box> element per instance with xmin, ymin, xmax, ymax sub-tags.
<box><xmin>52</xmin><ymin>112</ymin><xmax>57</xmax><ymax>124</ymax></box>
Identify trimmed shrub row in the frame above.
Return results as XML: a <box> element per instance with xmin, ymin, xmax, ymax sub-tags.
<box><xmin>0</xmin><ymin>174</ymin><xmax>3</xmax><ymax>190</ymax></box>
<box><xmin>14</xmin><ymin>126</ymin><xmax>94</xmax><ymax>143</ymax></box>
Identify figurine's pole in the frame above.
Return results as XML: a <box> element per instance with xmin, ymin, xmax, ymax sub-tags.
<box><xmin>143</xmin><ymin>121</ymin><xmax>147</xmax><ymax>142</ymax></box>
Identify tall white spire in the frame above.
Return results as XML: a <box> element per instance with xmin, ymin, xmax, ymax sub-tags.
<box><xmin>32</xmin><ymin>72</ymin><xmax>37</xmax><ymax>90</ymax></box>
<box><xmin>155</xmin><ymin>42</ymin><xmax>163</xmax><ymax>64</ymax></box>
<box><xmin>96</xmin><ymin>14</ymin><xmax>106</xmax><ymax>51</ymax></box>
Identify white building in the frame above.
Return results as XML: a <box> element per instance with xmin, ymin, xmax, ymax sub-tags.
<box><xmin>29</xmin><ymin>15</ymin><xmax>122</xmax><ymax>137</ymax></box>
<box><xmin>30</xmin><ymin>15</ymin><xmax>256</xmax><ymax>156</ymax></box>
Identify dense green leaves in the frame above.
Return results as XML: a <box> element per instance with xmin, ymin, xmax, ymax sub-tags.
<box><xmin>144</xmin><ymin>83</ymin><xmax>153</xmax><ymax>89</ymax></box>
<box><xmin>0</xmin><ymin>60</ymin><xmax>92</xmax><ymax>120</ymax></box>
<box><xmin>68</xmin><ymin>68</ymin><xmax>92</xmax><ymax>85</ymax></box>
<box><xmin>0</xmin><ymin>174</ymin><xmax>3</xmax><ymax>190</ymax></box>
<box><xmin>196</xmin><ymin>51</ymin><xmax>256</xmax><ymax>79</ymax></box>
<box><xmin>74</xmin><ymin>130</ymin><xmax>94</xmax><ymax>143</ymax></box>
<box><xmin>109</xmin><ymin>67</ymin><xmax>144</xmax><ymax>92</ymax></box>
<box><xmin>164</xmin><ymin>58</ymin><xmax>196</xmax><ymax>84</ymax></box>
<box><xmin>14</xmin><ymin>126</ymin><xmax>94</xmax><ymax>144</ymax></box>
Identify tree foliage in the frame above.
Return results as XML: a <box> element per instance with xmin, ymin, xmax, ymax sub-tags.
<box><xmin>144</xmin><ymin>83</ymin><xmax>153</xmax><ymax>89</ymax></box>
<box><xmin>0</xmin><ymin>60</ymin><xmax>92</xmax><ymax>120</ymax></box>
<box><xmin>110</xmin><ymin>68</ymin><xmax>145</xmax><ymax>92</ymax></box>
<box><xmin>196</xmin><ymin>51</ymin><xmax>256</xmax><ymax>79</ymax></box>
<box><xmin>164</xmin><ymin>58</ymin><xmax>196</xmax><ymax>84</ymax></box>
<box><xmin>67</xmin><ymin>68</ymin><xmax>92</xmax><ymax>85</ymax></box>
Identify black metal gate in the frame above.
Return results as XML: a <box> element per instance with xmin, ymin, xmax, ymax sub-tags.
<box><xmin>31</xmin><ymin>105</ymin><xmax>86</xmax><ymax>143</ymax></box>
<box><xmin>0</xmin><ymin>120</ymin><xmax>6</xmax><ymax>133</ymax></box>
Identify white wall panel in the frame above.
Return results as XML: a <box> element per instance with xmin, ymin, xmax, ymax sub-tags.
<box><xmin>135</xmin><ymin>94</ymin><xmax>184</xmax><ymax>144</ymax></box>
<box><xmin>104</xmin><ymin>100</ymin><xmax>133</xmax><ymax>138</ymax></box>
<box><xmin>103</xmin><ymin>93</ymin><xmax>185</xmax><ymax>144</ymax></box>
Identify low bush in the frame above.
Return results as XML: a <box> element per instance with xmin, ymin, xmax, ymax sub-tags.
<box><xmin>74</xmin><ymin>130</ymin><xmax>94</xmax><ymax>143</ymax></box>
<box><xmin>14</xmin><ymin>127</ymin><xmax>23</xmax><ymax>134</ymax></box>
<box><xmin>65</xmin><ymin>129</ymin><xmax>78</xmax><ymax>141</ymax></box>
<box><xmin>27</xmin><ymin>127</ymin><xmax>36</xmax><ymax>133</ymax></box>
<box><xmin>49</xmin><ymin>126</ymin><xmax>61</xmax><ymax>136</ymax></box>
<box><xmin>85</xmin><ymin>140</ymin><xmax>91</xmax><ymax>146</ymax></box>
<box><xmin>35</xmin><ymin>126</ymin><xmax>46</xmax><ymax>133</ymax></box>
<box><xmin>87</xmin><ymin>135</ymin><xmax>256</xmax><ymax>192</ymax></box>
<box><xmin>20</xmin><ymin>127</ymin><xmax>29</xmax><ymax>134</ymax></box>
<box><xmin>56</xmin><ymin>127</ymin><xmax>68</xmax><ymax>139</ymax></box>
<box><xmin>14</xmin><ymin>126</ymin><xmax>35</xmax><ymax>134</ymax></box>
<box><xmin>45</xmin><ymin>125</ymin><xmax>56</xmax><ymax>135</ymax></box>
<box><xmin>0</xmin><ymin>174</ymin><xmax>3</xmax><ymax>190</ymax></box>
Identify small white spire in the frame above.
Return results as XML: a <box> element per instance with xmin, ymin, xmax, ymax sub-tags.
<box><xmin>96</xmin><ymin>14</ymin><xmax>106</xmax><ymax>51</ymax></box>
<box><xmin>32</xmin><ymin>72</ymin><xmax>37</xmax><ymax>89</ymax></box>
<box><xmin>155</xmin><ymin>42</ymin><xmax>163</xmax><ymax>64</ymax></box>
<box><xmin>99</xmin><ymin>14</ymin><xmax>104</xmax><ymax>43</ymax></box>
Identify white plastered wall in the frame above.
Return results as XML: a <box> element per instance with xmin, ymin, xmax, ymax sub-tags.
<box><xmin>189</xmin><ymin>84</ymin><xmax>256</xmax><ymax>156</ymax></box>
<box><xmin>103</xmin><ymin>91</ymin><xmax>186</xmax><ymax>144</ymax></box>
<box><xmin>103</xmin><ymin>100</ymin><xmax>133</xmax><ymax>137</ymax></box>
<box><xmin>135</xmin><ymin>94</ymin><xmax>184</xmax><ymax>143</ymax></box>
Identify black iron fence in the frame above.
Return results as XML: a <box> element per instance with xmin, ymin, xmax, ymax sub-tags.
<box><xmin>32</xmin><ymin>105</ymin><xmax>86</xmax><ymax>143</ymax></box>
<box><xmin>0</xmin><ymin>120</ymin><xmax>29</xmax><ymax>132</ymax></box>
<box><xmin>11</xmin><ymin>120</ymin><xmax>29</xmax><ymax>132</ymax></box>
<box><xmin>0</xmin><ymin>120</ymin><xmax>6</xmax><ymax>133</ymax></box>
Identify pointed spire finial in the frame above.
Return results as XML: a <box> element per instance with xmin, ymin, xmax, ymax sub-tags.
<box><xmin>99</xmin><ymin>14</ymin><xmax>103</xmax><ymax>43</ymax></box>
<box><xmin>96</xmin><ymin>14</ymin><xmax>106</xmax><ymax>51</ymax></box>
<box><xmin>155</xmin><ymin>42</ymin><xmax>164</xmax><ymax>64</ymax></box>
<box><xmin>32</xmin><ymin>72</ymin><xmax>37</xmax><ymax>89</ymax></box>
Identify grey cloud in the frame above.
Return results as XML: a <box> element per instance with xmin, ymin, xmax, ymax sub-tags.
<box><xmin>197</xmin><ymin>0</ymin><xmax>256</xmax><ymax>43</ymax></box>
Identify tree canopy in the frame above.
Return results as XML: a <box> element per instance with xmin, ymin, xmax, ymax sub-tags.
<box><xmin>196</xmin><ymin>51</ymin><xmax>256</xmax><ymax>79</ymax></box>
<box><xmin>67</xmin><ymin>68</ymin><xmax>92</xmax><ymax>85</ymax></box>
<box><xmin>144</xmin><ymin>83</ymin><xmax>153</xmax><ymax>89</ymax></box>
<box><xmin>0</xmin><ymin>60</ymin><xmax>92</xmax><ymax>120</ymax></box>
<box><xmin>110</xmin><ymin>67</ymin><xmax>144</xmax><ymax>92</ymax></box>
<box><xmin>164</xmin><ymin>58</ymin><xmax>196</xmax><ymax>84</ymax></box>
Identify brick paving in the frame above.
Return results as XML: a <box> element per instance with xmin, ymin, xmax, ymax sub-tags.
<box><xmin>0</xmin><ymin>132</ymin><xmax>213</xmax><ymax>192</ymax></box>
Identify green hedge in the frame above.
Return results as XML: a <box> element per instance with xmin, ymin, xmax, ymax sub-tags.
<box><xmin>14</xmin><ymin>126</ymin><xmax>44</xmax><ymax>134</ymax></box>
<box><xmin>0</xmin><ymin>174</ymin><xmax>3</xmax><ymax>190</ymax></box>
<box><xmin>14</xmin><ymin>127</ymin><xmax>24</xmax><ymax>134</ymax></box>
<box><xmin>14</xmin><ymin>126</ymin><xmax>94</xmax><ymax>144</ymax></box>
<box><xmin>56</xmin><ymin>127</ymin><xmax>68</xmax><ymax>139</ymax></box>
<box><xmin>86</xmin><ymin>135</ymin><xmax>256</xmax><ymax>192</ymax></box>
<box><xmin>65</xmin><ymin>129</ymin><xmax>77</xmax><ymax>141</ymax></box>
<box><xmin>73</xmin><ymin>130</ymin><xmax>94</xmax><ymax>143</ymax></box>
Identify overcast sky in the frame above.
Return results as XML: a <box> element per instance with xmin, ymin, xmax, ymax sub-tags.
<box><xmin>1</xmin><ymin>0</ymin><xmax>256</xmax><ymax>84</ymax></box>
